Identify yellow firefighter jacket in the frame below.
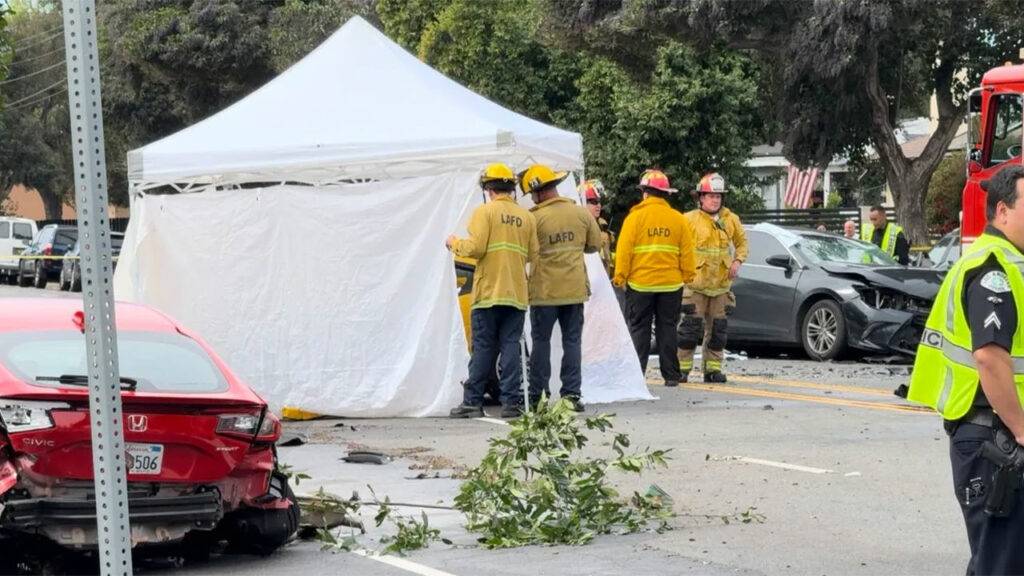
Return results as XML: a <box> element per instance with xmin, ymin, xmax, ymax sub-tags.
<box><xmin>684</xmin><ymin>208</ymin><xmax>748</xmax><ymax>296</ymax></box>
<box><xmin>452</xmin><ymin>196</ymin><xmax>538</xmax><ymax>310</ymax></box>
<box><xmin>613</xmin><ymin>197</ymin><xmax>696</xmax><ymax>292</ymax></box>
<box><xmin>528</xmin><ymin>197</ymin><xmax>603</xmax><ymax>306</ymax></box>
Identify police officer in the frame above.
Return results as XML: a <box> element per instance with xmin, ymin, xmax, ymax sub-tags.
<box><xmin>522</xmin><ymin>165</ymin><xmax>602</xmax><ymax>412</ymax></box>
<box><xmin>579</xmin><ymin>179</ymin><xmax>615</xmax><ymax>277</ymax></box>
<box><xmin>908</xmin><ymin>165</ymin><xmax>1024</xmax><ymax>574</ymax></box>
<box><xmin>447</xmin><ymin>164</ymin><xmax>539</xmax><ymax>419</ymax></box>
<box><xmin>613</xmin><ymin>169</ymin><xmax>696</xmax><ymax>387</ymax></box>
<box><xmin>677</xmin><ymin>173</ymin><xmax>747</xmax><ymax>384</ymax></box>
<box><xmin>861</xmin><ymin>205</ymin><xmax>910</xmax><ymax>264</ymax></box>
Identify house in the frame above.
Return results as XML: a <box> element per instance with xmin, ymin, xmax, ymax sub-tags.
<box><xmin>745</xmin><ymin>143</ymin><xmax>850</xmax><ymax>209</ymax></box>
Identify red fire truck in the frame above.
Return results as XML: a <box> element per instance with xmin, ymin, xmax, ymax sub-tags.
<box><xmin>961</xmin><ymin>63</ymin><xmax>1024</xmax><ymax>245</ymax></box>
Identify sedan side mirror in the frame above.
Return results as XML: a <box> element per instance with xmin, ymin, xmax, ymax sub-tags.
<box><xmin>766</xmin><ymin>254</ymin><xmax>793</xmax><ymax>270</ymax></box>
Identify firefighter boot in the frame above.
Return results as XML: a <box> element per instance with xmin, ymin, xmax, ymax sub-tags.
<box><xmin>704</xmin><ymin>371</ymin><xmax>727</xmax><ymax>384</ymax></box>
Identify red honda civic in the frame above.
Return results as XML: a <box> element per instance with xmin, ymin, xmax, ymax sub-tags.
<box><xmin>0</xmin><ymin>299</ymin><xmax>298</xmax><ymax>559</ymax></box>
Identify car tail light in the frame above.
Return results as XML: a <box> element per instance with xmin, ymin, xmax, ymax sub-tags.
<box><xmin>41</xmin><ymin>244</ymin><xmax>52</xmax><ymax>256</ymax></box>
<box><xmin>0</xmin><ymin>400</ymin><xmax>69</xmax><ymax>433</ymax></box>
<box><xmin>256</xmin><ymin>412</ymin><xmax>281</xmax><ymax>443</ymax></box>
<box><xmin>216</xmin><ymin>411</ymin><xmax>281</xmax><ymax>442</ymax></box>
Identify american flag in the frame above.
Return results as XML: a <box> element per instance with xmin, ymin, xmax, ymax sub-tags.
<box><xmin>784</xmin><ymin>165</ymin><xmax>821</xmax><ymax>209</ymax></box>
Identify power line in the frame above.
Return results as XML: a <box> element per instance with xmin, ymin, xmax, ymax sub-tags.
<box><xmin>9</xmin><ymin>44</ymin><xmax>65</xmax><ymax>67</ymax></box>
<box><xmin>0</xmin><ymin>59</ymin><xmax>65</xmax><ymax>86</ymax></box>
<box><xmin>2</xmin><ymin>76</ymin><xmax>66</xmax><ymax>108</ymax></box>
<box><xmin>7</xmin><ymin>24</ymin><xmax>63</xmax><ymax>47</ymax></box>
<box><xmin>3</xmin><ymin>84</ymin><xmax>66</xmax><ymax>111</ymax></box>
<box><xmin>11</xmin><ymin>30</ymin><xmax>64</xmax><ymax>54</ymax></box>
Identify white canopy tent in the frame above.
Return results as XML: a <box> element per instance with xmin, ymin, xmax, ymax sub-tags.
<box><xmin>116</xmin><ymin>16</ymin><xmax>652</xmax><ymax>417</ymax></box>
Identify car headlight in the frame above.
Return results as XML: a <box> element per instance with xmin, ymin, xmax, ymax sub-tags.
<box><xmin>854</xmin><ymin>286</ymin><xmax>931</xmax><ymax>313</ymax></box>
<box><xmin>0</xmin><ymin>400</ymin><xmax>70</xmax><ymax>433</ymax></box>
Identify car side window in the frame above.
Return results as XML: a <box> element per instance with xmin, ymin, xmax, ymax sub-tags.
<box><xmin>988</xmin><ymin>93</ymin><xmax>1023</xmax><ymax>166</ymax></box>
<box><xmin>13</xmin><ymin>223</ymin><xmax>32</xmax><ymax>241</ymax></box>
<box><xmin>0</xmin><ymin>222</ymin><xmax>9</xmax><ymax>239</ymax></box>
<box><xmin>744</xmin><ymin>231</ymin><xmax>788</xmax><ymax>265</ymax></box>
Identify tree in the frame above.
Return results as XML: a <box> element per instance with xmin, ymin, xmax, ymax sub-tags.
<box><xmin>0</xmin><ymin>2</ymin><xmax>73</xmax><ymax>219</ymax></box>
<box><xmin>542</xmin><ymin>0</ymin><xmax>1021</xmax><ymax>243</ymax></box>
<box><xmin>927</xmin><ymin>152</ymin><xmax>966</xmax><ymax>235</ymax></box>
<box><xmin>381</xmin><ymin>0</ymin><xmax>763</xmax><ymax>228</ymax></box>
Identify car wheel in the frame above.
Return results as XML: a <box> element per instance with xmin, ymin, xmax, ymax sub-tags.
<box><xmin>71</xmin><ymin>266</ymin><xmax>81</xmax><ymax>292</ymax></box>
<box><xmin>33</xmin><ymin>262</ymin><xmax>47</xmax><ymax>289</ymax></box>
<box><xmin>17</xmin><ymin>262</ymin><xmax>32</xmax><ymax>287</ymax></box>
<box><xmin>58</xmin><ymin>268</ymin><xmax>69</xmax><ymax>291</ymax></box>
<box><xmin>801</xmin><ymin>299</ymin><xmax>847</xmax><ymax>361</ymax></box>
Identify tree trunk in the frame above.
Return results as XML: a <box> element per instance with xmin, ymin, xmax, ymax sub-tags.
<box><xmin>39</xmin><ymin>188</ymin><xmax>63</xmax><ymax>220</ymax></box>
<box><xmin>889</xmin><ymin>173</ymin><xmax>929</xmax><ymax>245</ymax></box>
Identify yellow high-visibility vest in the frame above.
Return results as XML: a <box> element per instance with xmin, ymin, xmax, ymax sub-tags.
<box><xmin>907</xmin><ymin>233</ymin><xmax>1024</xmax><ymax>419</ymax></box>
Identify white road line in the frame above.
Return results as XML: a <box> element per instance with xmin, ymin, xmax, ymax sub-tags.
<box><xmin>733</xmin><ymin>456</ymin><xmax>833</xmax><ymax>475</ymax></box>
<box><xmin>353</xmin><ymin>549</ymin><xmax>458</xmax><ymax>576</ymax></box>
<box><xmin>475</xmin><ymin>417</ymin><xmax>509</xmax><ymax>426</ymax></box>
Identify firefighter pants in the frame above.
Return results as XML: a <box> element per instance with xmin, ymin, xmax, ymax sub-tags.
<box><xmin>528</xmin><ymin>304</ymin><xmax>584</xmax><ymax>401</ymax></box>
<box><xmin>677</xmin><ymin>289</ymin><xmax>735</xmax><ymax>374</ymax></box>
<box><xmin>625</xmin><ymin>287</ymin><xmax>682</xmax><ymax>384</ymax></box>
<box><xmin>464</xmin><ymin>306</ymin><xmax>525</xmax><ymax>408</ymax></box>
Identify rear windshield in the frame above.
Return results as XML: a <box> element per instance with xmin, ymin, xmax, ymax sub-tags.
<box><xmin>54</xmin><ymin>229</ymin><xmax>77</xmax><ymax>249</ymax></box>
<box><xmin>0</xmin><ymin>331</ymin><xmax>228</xmax><ymax>394</ymax></box>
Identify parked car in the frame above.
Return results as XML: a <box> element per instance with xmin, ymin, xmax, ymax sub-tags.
<box><xmin>0</xmin><ymin>218</ymin><xmax>37</xmax><ymax>285</ymax></box>
<box><xmin>0</xmin><ymin>298</ymin><xmax>298</xmax><ymax>559</ymax></box>
<box><xmin>729</xmin><ymin>224</ymin><xmax>943</xmax><ymax>360</ymax></box>
<box><xmin>59</xmin><ymin>232</ymin><xmax>125</xmax><ymax>292</ymax></box>
<box><xmin>16</xmin><ymin>225</ymin><xmax>78</xmax><ymax>289</ymax></box>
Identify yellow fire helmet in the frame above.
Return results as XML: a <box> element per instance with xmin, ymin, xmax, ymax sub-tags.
<box><xmin>519</xmin><ymin>164</ymin><xmax>569</xmax><ymax>195</ymax></box>
<box><xmin>479</xmin><ymin>163</ymin><xmax>517</xmax><ymax>192</ymax></box>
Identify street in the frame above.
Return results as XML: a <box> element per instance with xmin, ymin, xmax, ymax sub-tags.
<box><xmin>1</xmin><ymin>284</ymin><xmax>962</xmax><ymax>575</ymax></box>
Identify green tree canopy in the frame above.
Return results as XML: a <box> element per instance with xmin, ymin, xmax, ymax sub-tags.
<box><xmin>543</xmin><ymin>0</ymin><xmax>1023</xmax><ymax>242</ymax></box>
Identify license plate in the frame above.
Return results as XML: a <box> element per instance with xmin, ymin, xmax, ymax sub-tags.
<box><xmin>126</xmin><ymin>443</ymin><xmax>164</xmax><ymax>475</ymax></box>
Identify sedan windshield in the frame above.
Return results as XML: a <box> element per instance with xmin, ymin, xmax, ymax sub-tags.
<box><xmin>794</xmin><ymin>234</ymin><xmax>898</xmax><ymax>267</ymax></box>
<box><xmin>0</xmin><ymin>331</ymin><xmax>228</xmax><ymax>394</ymax></box>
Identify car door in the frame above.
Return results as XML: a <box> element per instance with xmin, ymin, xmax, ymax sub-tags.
<box><xmin>729</xmin><ymin>230</ymin><xmax>802</xmax><ymax>343</ymax></box>
<box><xmin>0</xmin><ymin>221</ymin><xmax>12</xmax><ymax>269</ymax></box>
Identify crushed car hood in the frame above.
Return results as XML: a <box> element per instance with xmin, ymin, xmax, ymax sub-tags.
<box><xmin>819</xmin><ymin>265</ymin><xmax>943</xmax><ymax>301</ymax></box>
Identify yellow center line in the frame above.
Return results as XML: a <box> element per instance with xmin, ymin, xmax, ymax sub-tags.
<box><xmin>728</xmin><ymin>374</ymin><xmax>895</xmax><ymax>398</ymax></box>
<box><xmin>681</xmin><ymin>383</ymin><xmax>931</xmax><ymax>415</ymax></box>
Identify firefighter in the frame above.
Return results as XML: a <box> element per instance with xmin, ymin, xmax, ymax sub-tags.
<box><xmin>907</xmin><ymin>166</ymin><xmax>1024</xmax><ymax>574</ymax></box>
<box><xmin>860</xmin><ymin>205</ymin><xmax>910</xmax><ymax>264</ymax></box>
<box><xmin>446</xmin><ymin>163</ymin><xmax>539</xmax><ymax>419</ymax></box>
<box><xmin>677</xmin><ymin>173</ymin><xmax>748</xmax><ymax>384</ymax></box>
<box><xmin>613</xmin><ymin>169</ymin><xmax>696</xmax><ymax>387</ymax></box>
<box><xmin>521</xmin><ymin>165</ymin><xmax>602</xmax><ymax>412</ymax></box>
<box><xmin>578</xmin><ymin>179</ymin><xmax>615</xmax><ymax>276</ymax></box>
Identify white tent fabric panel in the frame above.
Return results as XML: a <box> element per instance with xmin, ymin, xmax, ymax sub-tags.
<box><xmin>115</xmin><ymin>174</ymin><xmax>475</xmax><ymax>417</ymax></box>
<box><xmin>127</xmin><ymin>17</ymin><xmax>582</xmax><ymax>186</ymax></box>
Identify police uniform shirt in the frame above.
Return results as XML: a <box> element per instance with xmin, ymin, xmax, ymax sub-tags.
<box><xmin>960</xmin><ymin>228</ymin><xmax>1020</xmax><ymax>410</ymax></box>
<box><xmin>964</xmin><ymin>227</ymin><xmax>1019</xmax><ymax>354</ymax></box>
<box><xmin>871</xmin><ymin>223</ymin><xmax>911</xmax><ymax>265</ymax></box>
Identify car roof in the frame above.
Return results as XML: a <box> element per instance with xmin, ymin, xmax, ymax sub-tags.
<box><xmin>0</xmin><ymin>299</ymin><xmax>180</xmax><ymax>333</ymax></box>
<box><xmin>0</xmin><ymin>217</ymin><xmax>35</xmax><ymax>224</ymax></box>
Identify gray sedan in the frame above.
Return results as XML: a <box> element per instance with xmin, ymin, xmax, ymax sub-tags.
<box><xmin>728</xmin><ymin>224</ymin><xmax>942</xmax><ymax>360</ymax></box>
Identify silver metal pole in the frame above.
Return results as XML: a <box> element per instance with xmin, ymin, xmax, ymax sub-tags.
<box><xmin>61</xmin><ymin>1</ymin><xmax>133</xmax><ymax>574</ymax></box>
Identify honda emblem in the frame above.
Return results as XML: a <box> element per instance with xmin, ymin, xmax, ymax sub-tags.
<box><xmin>128</xmin><ymin>415</ymin><xmax>148</xmax><ymax>433</ymax></box>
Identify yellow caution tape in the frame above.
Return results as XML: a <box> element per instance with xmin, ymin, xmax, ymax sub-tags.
<box><xmin>14</xmin><ymin>255</ymin><xmax>119</xmax><ymax>261</ymax></box>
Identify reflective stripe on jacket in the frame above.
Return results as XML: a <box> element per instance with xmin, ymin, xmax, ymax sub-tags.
<box><xmin>907</xmin><ymin>233</ymin><xmax>1024</xmax><ymax>419</ymax></box>
<box><xmin>529</xmin><ymin>197</ymin><xmax>602</xmax><ymax>305</ymax></box>
<box><xmin>684</xmin><ymin>208</ymin><xmax>748</xmax><ymax>296</ymax></box>
<box><xmin>613</xmin><ymin>197</ymin><xmax>695</xmax><ymax>292</ymax></box>
<box><xmin>452</xmin><ymin>196</ymin><xmax>538</xmax><ymax>310</ymax></box>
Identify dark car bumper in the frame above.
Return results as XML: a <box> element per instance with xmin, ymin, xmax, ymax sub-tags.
<box><xmin>1</xmin><ymin>491</ymin><xmax>223</xmax><ymax>530</ymax></box>
<box><xmin>841</xmin><ymin>298</ymin><xmax>926</xmax><ymax>356</ymax></box>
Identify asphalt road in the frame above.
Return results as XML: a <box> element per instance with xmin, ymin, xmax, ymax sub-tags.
<box><xmin>2</xmin><ymin>284</ymin><xmax>964</xmax><ymax>575</ymax></box>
